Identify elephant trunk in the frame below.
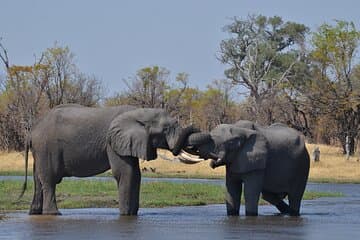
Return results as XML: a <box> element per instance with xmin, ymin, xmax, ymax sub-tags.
<box><xmin>176</xmin><ymin>132</ymin><xmax>222</xmax><ymax>164</ymax></box>
<box><xmin>171</xmin><ymin>126</ymin><xmax>199</xmax><ymax>156</ymax></box>
<box><xmin>187</xmin><ymin>132</ymin><xmax>212</xmax><ymax>146</ymax></box>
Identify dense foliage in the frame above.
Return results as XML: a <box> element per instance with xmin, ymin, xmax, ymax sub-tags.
<box><xmin>0</xmin><ymin>15</ymin><xmax>359</xmax><ymax>154</ymax></box>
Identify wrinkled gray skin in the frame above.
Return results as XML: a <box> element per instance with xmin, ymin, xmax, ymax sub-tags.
<box><xmin>22</xmin><ymin>104</ymin><xmax>190</xmax><ymax>216</ymax></box>
<box><xmin>189</xmin><ymin>121</ymin><xmax>310</xmax><ymax>216</ymax></box>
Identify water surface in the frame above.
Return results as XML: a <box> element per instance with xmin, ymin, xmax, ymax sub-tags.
<box><xmin>0</xmin><ymin>180</ymin><xmax>359</xmax><ymax>239</ymax></box>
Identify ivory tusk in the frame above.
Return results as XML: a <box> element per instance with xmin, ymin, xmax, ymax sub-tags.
<box><xmin>176</xmin><ymin>150</ymin><xmax>206</xmax><ymax>164</ymax></box>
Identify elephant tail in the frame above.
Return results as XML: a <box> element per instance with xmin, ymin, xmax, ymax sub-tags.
<box><xmin>18</xmin><ymin>137</ymin><xmax>30</xmax><ymax>200</ymax></box>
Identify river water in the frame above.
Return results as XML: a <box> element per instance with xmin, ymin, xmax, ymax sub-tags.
<box><xmin>0</xmin><ymin>178</ymin><xmax>359</xmax><ymax>240</ymax></box>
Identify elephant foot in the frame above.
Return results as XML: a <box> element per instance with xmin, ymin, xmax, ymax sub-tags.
<box><xmin>289</xmin><ymin>210</ymin><xmax>300</xmax><ymax>217</ymax></box>
<box><xmin>119</xmin><ymin>207</ymin><xmax>138</xmax><ymax>216</ymax></box>
<box><xmin>245</xmin><ymin>211</ymin><xmax>258</xmax><ymax>216</ymax></box>
<box><xmin>275</xmin><ymin>202</ymin><xmax>291</xmax><ymax>214</ymax></box>
<box><xmin>29</xmin><ymin>208</ymin><xmax>42</xmax><ymax>215</ymax></box>
<box><xmin>226</xmin><ymin>210</ymin><xmax>239</xmax><ymax>216</ymax></box>
<box><xmin>42</xmin><ymin>209</ymin><xmax>62</xmax><ymax>215</ymax></box>
<box><xmin>120</xmin><ymin>211</ymin><xmax>138</xmax><ymax>216</ymax></box>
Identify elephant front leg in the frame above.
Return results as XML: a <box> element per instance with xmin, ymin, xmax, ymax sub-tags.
<box><xmin>225</xmin><ymin>173</ymin><xmax>242</xmax><ymax>216</ymax></box>
<box><xmin>107</xmin><ymin>147</ymin><xmax>141</xmax><ymax>215</ymax></box>
<box><xmin>117</xmin><ymin>160</ymin><xmax>141</xmax><ymax>216</ymax></box>
<box><xmin>243</xmin><ymin>170</ymin><xmax>264</xmax><ymax>216</ymax></box>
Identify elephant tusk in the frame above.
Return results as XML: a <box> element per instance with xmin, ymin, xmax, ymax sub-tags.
<box><xmin>176</xmin><ymin>150</ymin><xmax>206</xmax><ymax>164</ymax></box>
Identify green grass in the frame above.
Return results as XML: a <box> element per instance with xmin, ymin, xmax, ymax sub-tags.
<box><xmin>0</xmin><ymin>179</ymin><xmax>342</xmax><ymax>212</ymax></box>
<box><xmin>0</xmin><ymin>180</ymin><xmax>225</xmax><ymax>211</ymax></box>
<box><xmin>0</xmin><ymin>170</ymin><xmax>32</xmax><ymax>176</ymax></box>
<box><xmin>1</xmin><ymin>169</ymin><xmax>359</xmax><ymax>183</ymax></box>
<box><xmin>0</xmin><ymin>170</ymin><xmax>223</xmax><ymax>179</ymax></box>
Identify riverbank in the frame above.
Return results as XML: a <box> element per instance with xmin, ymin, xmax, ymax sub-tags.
<box><xmin>0</xmin><ymin>179</ymin><xmax>341</xmax><ymax>212</ymax></box>
<box><xmin>0</xmin><ymin>143</ymin><xmax>359</xmax><ymax>183</ymax></box>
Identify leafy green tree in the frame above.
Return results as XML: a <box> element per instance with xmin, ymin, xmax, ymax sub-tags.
<box><xmin>306</xmin><ymin>20</ymin><xmax>360</xmax><ymax>154</ymax></box>
<box><xmin>219</xmin><ymin>14</ymin><xmax>308</xmax><ymax>124</ymax></box>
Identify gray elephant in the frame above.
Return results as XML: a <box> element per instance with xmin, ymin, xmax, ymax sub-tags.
<box><xmin>20</xmin><ymin>104</ymin><xmax>197</xmax><ymax>215</ymax></box>
<box><xmin>186</xmin><ymin>121</ymin><xmax>310</xmax><ymax>216</ymax></box>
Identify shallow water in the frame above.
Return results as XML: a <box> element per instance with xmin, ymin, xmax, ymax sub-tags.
<box><xmin>1</xmin><ymin>181</ymin><xmax>360</xmax><ymax>239</ymax></box>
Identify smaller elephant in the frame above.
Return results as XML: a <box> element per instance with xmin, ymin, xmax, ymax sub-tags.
<box><xmin>186</xmin><ymin>123</ymin><xmax>310</xmax><ymax>216</ymax></box>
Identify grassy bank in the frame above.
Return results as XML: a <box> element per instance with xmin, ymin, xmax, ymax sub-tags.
<box><xmin>0</xmin><ymin>180</ymin><xmax>341</xmax><ymax>212</ymax></box>
<box><xmin>1</xmin><ymin>143</ymin><xmax>360</xmax><ymax>183</ymax></box>
<box><xmin>307</xmin><ymin>144</ymin><xmax>360</xmax><ymax>183</ymax></box>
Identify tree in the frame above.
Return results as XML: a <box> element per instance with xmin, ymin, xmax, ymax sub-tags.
<box><xmin>108</xmin><ymin>66</ymin><xmax>189</xmax><ymax>114</ymax></box>
<box><xmin>0</xmin><ymin>41</ymin><xmax>104</xmax><ymax>150</ymax></box>
<box><xmin>121</xmin><ymin>66</ymin><xmax>170</xmax><ymax>108</ymax></box>
<box><xmin>219</xmin><ymin>14</ymin><xmax>308</xmax><ymax>124</ymax></box>
<box><xmin>305</xmin><ymin>20</ymin><xmax>360</xmax><ymax>154</ymax></box>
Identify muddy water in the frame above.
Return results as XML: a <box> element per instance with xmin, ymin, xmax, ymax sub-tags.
<box><xmin>1</xmin><ymin>181</ymin><xmax>360</xmax><ymax>239</ymax></box>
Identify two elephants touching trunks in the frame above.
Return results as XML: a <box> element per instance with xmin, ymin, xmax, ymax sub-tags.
<box><xmin>20</xmin><ymin>104</ymin><xmax>310</xmax><ymax>217</ymax></box>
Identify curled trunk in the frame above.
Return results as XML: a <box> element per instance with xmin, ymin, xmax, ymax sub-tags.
<box><xmin>187</xmin><ymin>132</ymin><xmax>212</xmax><ymax>146</ymax></box>
<box><xmin>172</xmin><ymin>126</ymin><xmax>199</xmax><ymax>156</ymax></box>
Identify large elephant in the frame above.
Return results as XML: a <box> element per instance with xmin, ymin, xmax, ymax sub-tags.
<box><xmin>20</xmin><ymin>104</ymin><xmax>197</xmax><ymax>216</ymax></box>
<box><xmin>186</xmin><ymin>121</ymin><xmax>310</xmax><ymax>216</ymax></box>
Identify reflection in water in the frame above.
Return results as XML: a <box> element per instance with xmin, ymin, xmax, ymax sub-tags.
<box><xmin>0</xmin><ymin>183</ymin><xmax>360</xmax><ymax>239</ymax></box>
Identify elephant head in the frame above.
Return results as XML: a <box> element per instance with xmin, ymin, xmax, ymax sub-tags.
<box><xmin>106</xmin><ymin>108</ymin><xmax>198</xmax><ymax>161</ymax></box>
<box><xmin>185</xmin><ymin>124</ymin><xmax>269</xmax><ymax>173</ymax></box>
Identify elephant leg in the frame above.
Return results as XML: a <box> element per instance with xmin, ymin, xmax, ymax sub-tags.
<box><xmin>36</xmin><ymin>152</ymin><xmax>61</xmax><ymax>215</ymax></box>
<box><xmin>288</xmin><ymin>184</ymin><xmax>306</xmax><ymax>216</ymax></box>
<box><xmin>288</xmin><ymin>171</ymin><xmax>308</xmax><ymax>216</ymax></box>
<box><xmin>262</xmin><ymin>191</ymin><xmax>291</xmax><ymax>214</ymax></box>
<box><xmin>42</xmin><ymin>181</ymin><xmax>61</xmax><ymax>215</ymax></box>
<box><xmin>29</xmin><ymin>167</ymin><xmax>43</xmax><ymax>215</ymax></box>
<box><xmin>225</xmin><ymin>172</ymin><xmax>242</xmax><ymax>216</ymax></box>
<box><xmin>243</xmin><ymin>170</ymin><xmax>264</xmax><ymax>216</ymax></box>
<box><xmin>107</xmin><ymin>146</ymin><xmax>141</xmax><ymax>216</ymax></box>
<box><xmin>288</xmin><ymin>195</ymin><xmax>301</xmax><ymax>216</ymax></box>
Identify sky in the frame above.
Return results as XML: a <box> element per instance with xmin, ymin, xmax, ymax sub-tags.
<box><xmin>1</xmin><ymin>0</ymin><xmax>360</xmax><ymax>96</ymax></box>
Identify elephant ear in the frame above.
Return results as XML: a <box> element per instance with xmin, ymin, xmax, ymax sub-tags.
<box><xmin>228</xmin><ymin>127</ymin><xmax>268</xmax><ymax>174</ymax></box>
<box><xmin>107</xmin><ymin>113</ymin><xmax>157</xmax><ymax>161</ymax></box>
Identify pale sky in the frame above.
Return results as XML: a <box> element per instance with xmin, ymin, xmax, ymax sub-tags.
<box><xmin>1</xmin><ymin>0</ymin><xmax>359</xmax><ymax>95</ymax></box>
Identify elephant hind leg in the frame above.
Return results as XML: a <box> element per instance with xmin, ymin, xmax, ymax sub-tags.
<box><xmin>36</xmin><ymin>152</ymin><xmax>62</xmax><ymax>215</ymax></box>
<box><xmin>42</xmin><ymin>182</ymin><xmax>61</xmax><ymax>215</ymax></box>
<box><xmin>262</xmin><ymin>191</ymin><xmax>291</xmax><ymax>214</ymax></box>
<box><xmin>29</xmin><ymin>168</ymin><xmax>43</xmax><ymax>215</ymax></box>
<box><xmin>288</xmin><ymin>178</ymin><xmax>307</xmax><ymax>216</ymax></box>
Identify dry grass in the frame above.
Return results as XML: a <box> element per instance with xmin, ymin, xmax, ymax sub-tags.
<box><xmin>138</xmin><ymin>150</ymin><xmax>225</xmax><ymax>178</ymax></box>
<box><xmin>0</xmin><ymin>151</ymin><xmax>34</xmax><ymax>173</ymax></box>
<box><xmin>0</xmin><ymin>144</ymin><xmax>359</xmax><ymax>182</ymax></box>
<box><xmin>307</xmin><ymin>144</ymin><xmax>360</xmax><ymax>183</ymax></box>
<box><xmin>0</xmin><ymin>150</ymin><xmax>224</xmax><ymax>178</ymax></box>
